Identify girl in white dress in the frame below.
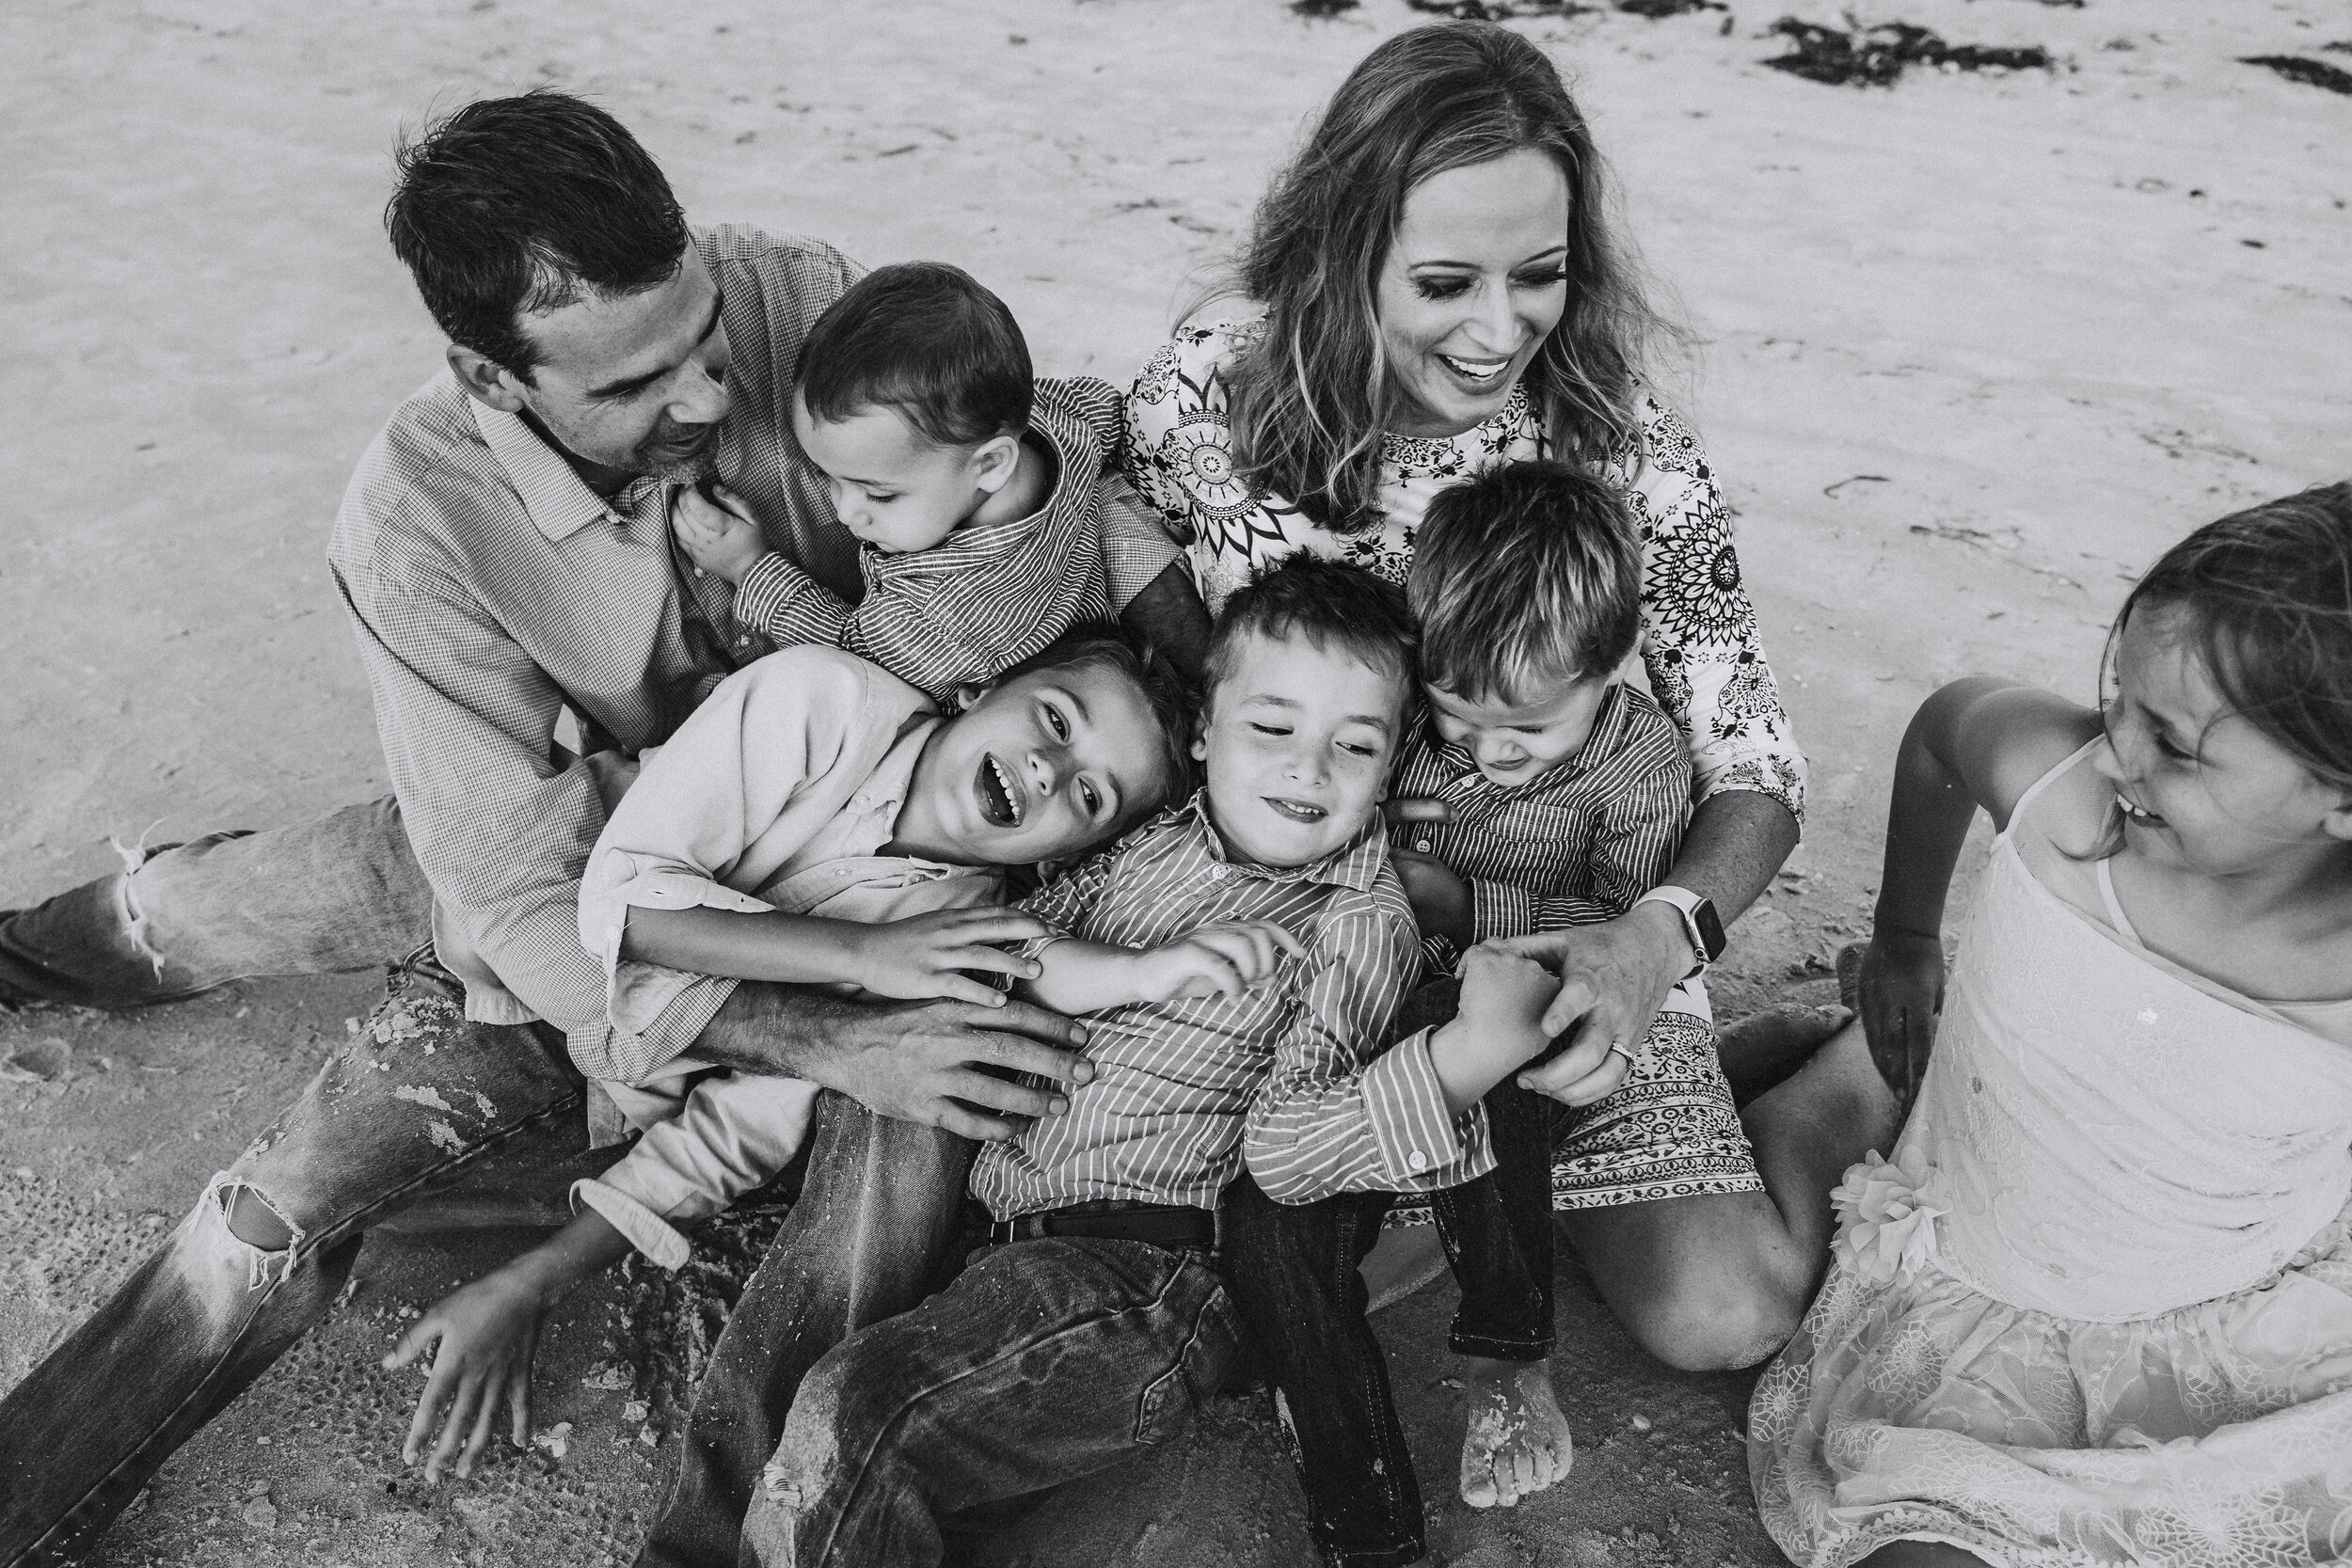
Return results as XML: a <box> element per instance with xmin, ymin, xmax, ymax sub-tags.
<box><xmin>1751</xmin><ymin>483</ymin><xmax>2352</xmax><ymax>1567</ymax></box>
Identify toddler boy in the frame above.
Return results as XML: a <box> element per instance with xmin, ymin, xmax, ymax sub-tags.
<box><xmin>386</xmin><ymin>627</ymin><xmax>1192</xmax><ymax>1479</ymax></box>
<box><xmin>673</xmin><ymin>261</ymin><xmax>1136</xmax><ymax>701</ymax></box>
<box><xmin>741</xmin><ymin>558</ymin><xmax>1570</xmax><ymax>1568</ymax></box>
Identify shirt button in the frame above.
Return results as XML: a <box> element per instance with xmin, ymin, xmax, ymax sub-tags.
<box><xmin>1209</xmin><ymin>865</ymin><xmax>1227</xmax><ymax>880</ymax></box>
<box><xmin>1407</xmin><ymin>1148</ymin><xmax>1430</xmax><ymax>1166</ymax></box>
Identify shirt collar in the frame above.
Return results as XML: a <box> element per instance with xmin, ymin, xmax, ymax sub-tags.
<box><xmin>469</xmin><ymin>394</ymin><xmax>645</xmax><ymax>542</ymax></box>
<box><xmin>1169</xmin><ymin>788</ymin><xmax>1389</xmax><ymax>895</ymax></box>
<box><xmin>844</xmin><ymin>715</ymin><xmax>944</xmax><ymax>851</ymax></box>
<box><xmin>1422</xmin><ymin>683</ymin><xmax>1629</xmax><ymax>796</ymax></box>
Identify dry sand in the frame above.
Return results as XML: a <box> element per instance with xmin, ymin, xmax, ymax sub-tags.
<box><xmin>2</xmin><ymin>0</ymin><xmax>2346</xmax><ymax>1562</ymax></box>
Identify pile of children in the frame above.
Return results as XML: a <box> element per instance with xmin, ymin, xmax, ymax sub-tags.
<box><xmin>387</xmin><ymin>256</ymin><xmax>2352</xmax><ymax>1568</ymax></box>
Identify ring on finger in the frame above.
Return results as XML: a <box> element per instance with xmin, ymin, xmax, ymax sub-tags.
<box><xmin>1607</xmin><ymin>1041</ymin><xmax>1636</xmax><ymax>1067</ymax></box>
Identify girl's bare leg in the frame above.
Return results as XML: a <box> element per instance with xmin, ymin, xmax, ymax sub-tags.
<box><xmin>1860</xmin><ymin>1542</ymin><xmax>1995</xmax><ymax>1567</ymax></box>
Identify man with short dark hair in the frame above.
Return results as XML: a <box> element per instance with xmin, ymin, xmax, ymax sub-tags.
<box><xmin>0</xmin><ymin>89</ymin><xmax>1207</xmax><ymax>1566</ymax></box>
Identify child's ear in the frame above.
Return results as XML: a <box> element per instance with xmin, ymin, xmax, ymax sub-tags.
<box><xmin>1190</xmin><ymin>702</ymin><xmax>1212</xmax><ymax>763</ymax></box>
<box><xmin>2322</xmin><ymin>794</ymin><xmax>2352</xmax><ymax>845</ymax></box>
<box><xmin>950</xmin><ymin>677</ymin><xmax>998</xmax><ymax>715</ymax></box>
<box><xmin>971</xmin><ymin>433</ymin><xmax>1023</xmax><ymax>496</ymax></box>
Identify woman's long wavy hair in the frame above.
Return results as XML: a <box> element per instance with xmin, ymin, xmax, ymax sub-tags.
<box><xmin>1220</xmin><ymin>22</ymin><xmax>1671</xmax><ymax>534</ymax></box>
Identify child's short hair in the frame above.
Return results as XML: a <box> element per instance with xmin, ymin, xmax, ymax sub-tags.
<box><xmin>2122</xmin><ymin>481</ymin><xmax>2352</xmax><ymax>790</ymax></box>
<box><xmin>1203</xmin><ymin>555</ymin><xmax>1417</xmax><ymax>709</ymax></box>
<box><xmin>998</xmin><ymin>623</ymin><xmax>1199</xmax><ymax>826</ymax></box>
<box><xmin>794</xmin><ymin>261</ymin><xmax>1033</xmax><ymax>448</ymax></box>
<box><xmin>1409</xmin><ymin>461</ymin><xmax>1643</xmax><ymax>703</ymax></box>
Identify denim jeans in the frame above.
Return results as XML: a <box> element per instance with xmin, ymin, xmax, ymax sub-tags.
<box><xmin>742</xmin><ymin>1236</ymin><xmax>1240</xmax><ymax>1568</ymax></box>
<box><xmin>0</xmin><ymin>798</ymin><xmax>435</xmax><ymax>1010</ymax></box>
<box><xmin>632</xmin><ymin>1095</ymin><xmax>978</xmax><ymax>1568</ymax></box>
<box><xmin>1217</xmin><ymin>977</ymin><xmax>1562</xmax><ymax>1568</ymax></box>
<box><xmin>0</xmin><ymin>952</ymin><xmax>595</xmax><ymax>1567</ymax></box>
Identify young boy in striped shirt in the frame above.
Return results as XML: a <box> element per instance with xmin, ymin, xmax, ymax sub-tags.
<box><xmin>669</xmin><ymin>261</ymin><xmax>1149</xmax><ymax>702</ymax></box>
<box><xmin>1304</xmin><ymin>462</ymin><xmax>1696</xmax><ymax>1533</ymax></box>
<box><xmin>744</xmin><ymin>557</ymin><xmax>1572</xmax><ymax>1568</ymax></box>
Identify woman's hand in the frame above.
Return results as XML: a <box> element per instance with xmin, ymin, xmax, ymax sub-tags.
<box><xmin>1488</xmin><ymin>901</ymin><xmax>1692</xmax><ymax>1107</ymax></box>
<box><xmin>671</xmin><ymin>483</ymin><xmax>769</xmax><ymax>586</ymax></box>
<box><xmin>385</xmin><ymin>1258</ymin><xmax>558</xmax><ymax>1481</ymax></box>
<box><xmin>1855</xmin><ymin>927</ymin><xmax>1945</xmax><ymax>1105</ymax></box>
<box><xmin>854</xmin><ymin>908</ymin><xmax>1054</xmax><ymax>1007</ymax></box>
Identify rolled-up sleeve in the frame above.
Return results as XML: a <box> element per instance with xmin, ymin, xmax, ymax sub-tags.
<box><xmin>580</xmin><ymin>649</ymin><xmax>894</xmax><ymax>1052</ymax></box>
<box><xmin>573</xmin><ymin>1071</ymin><xmax>820</xmax><ymax>1269</ymax></box>
<box><xmin>1244</xmin><ymin>903</ymin><xmax>1492</xmax><ymax>1203</ymax></box>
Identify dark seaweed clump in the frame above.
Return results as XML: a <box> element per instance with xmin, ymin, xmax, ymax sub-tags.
<box><xmin>1765</xmin><ymin>20</ymin><xmax>2052</xmax><ymax>87</ymax></box>
<box><xmin>1398</xmin><ymin>0</ymin><xmax>1719</xmax><ymax>17</ymax></box>
<box><xmin>2241</xmin><ymin>55</ymin><xmax>2352</xmax><ymax>96</ymax></box>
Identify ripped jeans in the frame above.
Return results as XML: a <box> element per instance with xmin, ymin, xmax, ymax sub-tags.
<box><xmin>741</xmin><ymin>1237</ymin><xmax>1240</xmax><ymax>1568</ymax></box>
<box><xmin>0</xmin><ymin>950</ymin><xmax>594</xmax><ymax>1566</ymax></box>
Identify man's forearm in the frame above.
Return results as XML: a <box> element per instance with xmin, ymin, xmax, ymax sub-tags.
<box><xmin>1666</xmin><ymin>790</ymin><xmax>1800</xmax><ymax>927</ymax></box>
<box><xmin>686</xmin><ymin>979</ymin><xmax>874</xmax><ymax>1085</ymax></box>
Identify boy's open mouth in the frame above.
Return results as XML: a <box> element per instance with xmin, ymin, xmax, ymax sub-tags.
<box><xmin>977</xmin><ymin>753</ymin><xmax>1025</xmax><ymax>828</ymax></box>
<box><xmin>1262</xmin><ymin>796</ymin><xmax>1327</xmax><ymax>824</ymax></box>
<box><xmin>2116</xmin><ymin>792</ymin><xmax>2163</xmax><ymax>827</ymax></box>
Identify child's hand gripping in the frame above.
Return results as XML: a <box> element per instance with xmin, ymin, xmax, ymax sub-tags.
<box><xmin>383</xmin><ymin>1258</ymin><xmax>556</xmax><ymax>1481</ymax></box>
<box><xmin>1129</xmin><ymin>920</ymin><xmax>1306</xmax><ymax>1003</ymax></box>
<box><xmin>671</xmin><ymin>482</ymin><xmax>770</xmax><ymax>586</ymax></box>
<box><xmin>855</xmin><ymin>908</ymin><xmax>1056</xmax><ymax>1007</ymax></box>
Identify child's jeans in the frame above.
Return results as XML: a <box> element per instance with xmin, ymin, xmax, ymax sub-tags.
<box><xmin>1221</xmin><ymin>976</ymin><xmax>1559</xmax><ymax>1568</ymax></box>
<box><xmin>741</xmin><ymin>1234</ymin><xmax>1242</xmax><ymax>1568</ymax></box>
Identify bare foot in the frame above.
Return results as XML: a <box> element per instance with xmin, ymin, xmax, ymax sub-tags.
<box><xmin>1457</xmin><ymin>1357</ymin><xmax>1572</xmax><ymax>1509</ymax></box>
<box><xmin>1360</xmin><ymin>1223</ymin><xmax>1449</xmax><ymax>1315</ymax></box>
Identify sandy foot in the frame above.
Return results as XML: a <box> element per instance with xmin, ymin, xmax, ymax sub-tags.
<box><xmin>1458</xmin><ymin>1356</ymin><xmax>1574</xmax><ymax>1510</ymax></box>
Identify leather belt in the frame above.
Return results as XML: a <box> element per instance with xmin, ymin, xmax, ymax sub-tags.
<box><xmin>989</xmin><ymin>1201</ymin><xmax>1217</xmax><ymax>1252</ymax></box>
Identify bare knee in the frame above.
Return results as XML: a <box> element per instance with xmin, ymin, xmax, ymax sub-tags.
<box><xmin>222</xmin><ymin>1183</ymin><xmax>294</xmax><ymax>1250</ymax></box>
<box><xmin>1624</xmin><ymin>1277</ymin><xmax>1804</xmax><ymax>1372</ymax></box>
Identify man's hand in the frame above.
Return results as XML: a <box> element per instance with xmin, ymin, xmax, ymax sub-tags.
<box><xmin>1129</xmin><ymin>920</ymin><xmax>1305</xmax><ymax>1003</ymax></box>
<box><xmin>803</xmin><ymin>995</ymin><xmax>1099</xmax><ymax>1141</ymax></box>
<box><xmin>672</xmin><ymin>483</ymin><xmax>769</xmax><ymax>586</ymax></box>
<box><xmin>1489</xmin><ymin>900</ymin><xmax>1692</xmax><ymax>1107</ymax></box>
<box><xmin>855</xmin><ymin>908</ymin><xmax>1052</xmax><ymax>1007</ymax></box>
<box><xmin>1855</xmin><ymin>927</ymin><xmax>1944</xmax><ymax>1104</ymax></box>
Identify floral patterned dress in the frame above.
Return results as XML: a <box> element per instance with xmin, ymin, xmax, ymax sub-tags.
<box><xmin>1123</xmin><ymin>316</ymin><xmax>1803</xmax><ymax>1213</ymax></box>
<box><xmin>1751</xmin><ymin>743</ymin><xmax>2352</xmax><ymax>1567</ymax></box>
<box><xmin>1123</xmin><ymin>316</ymin><xmax>1807</xmax><ymax>824</ymax></box>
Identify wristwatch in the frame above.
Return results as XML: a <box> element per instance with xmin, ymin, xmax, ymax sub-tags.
<box><xmin>1633</xmin><ymin>886</ymin><xmax>1726</xmax><ymax>978</ymax></box>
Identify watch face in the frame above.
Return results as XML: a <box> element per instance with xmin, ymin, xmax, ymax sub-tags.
<box><xmin>1693</xmin><ymin>899</ymin><xmax>1727</xmax><ymax>962</ymax></box>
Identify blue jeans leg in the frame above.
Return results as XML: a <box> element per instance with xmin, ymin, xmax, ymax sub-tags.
<box><xmin>745</xmin><ymin>1238</ymin><xmax>1240</xmax><ymax>1568</ymax></box>
<box><xmin>0</xmin><ymin>955</ymin><xmax>587</xmax><ymax>1567</ymax></box>
<box><xmin>632</xmin><ymin>1093</ymin><xmax>976</xmax><ymax>1568</ymax></box>
<box><xmin>1218</xmin><ymin>1177</ymin><xmax>1425</xmax><ymax>1568</ymax></box>
<box><xmin>0</xmin><ymin>798</ymin><xmax>434</xmax><ymax>1008</ymax></box>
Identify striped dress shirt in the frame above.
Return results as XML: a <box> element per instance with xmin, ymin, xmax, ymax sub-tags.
<box><xmin>328</xmin><ymin>225</ymin><xmax>1178</xmax><ymax>1084</ymax></box>
<box><xmin>967</xmin><ymin>795</ymin><xmax>1493</xmax><ymax>1221</ymax></box>
<box><xmin>1390</xmin><ymin>685</ymin><xmax>1692</xmax><ymax>974</ymax></box>
<box><xmin>729</xmin><ymin>377</ymin><xmax>1129</xmax><ymax>700</ymax></box>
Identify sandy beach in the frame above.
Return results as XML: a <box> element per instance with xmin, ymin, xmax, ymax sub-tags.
<box><xmin>3</xmin><ymin>0</ymin><xmax>2346</xmax><ymax>1561</ymax></box>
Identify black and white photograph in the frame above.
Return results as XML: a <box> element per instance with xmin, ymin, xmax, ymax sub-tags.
<box><xmin>3</xmin><ymin>1</ymin><xmax>2348</xmax><ymax>1564</ymax></box>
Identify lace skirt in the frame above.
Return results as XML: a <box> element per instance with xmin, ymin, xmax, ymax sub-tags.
<box><xmin>1750</xmin><ymin>1186</ymin><xmax>2352</xmax><ymax>1567</ymax></box>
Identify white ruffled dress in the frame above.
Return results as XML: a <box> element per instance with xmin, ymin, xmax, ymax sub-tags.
<box><xmin>1750</xmin><ymin>742</ymin><xmax>2352</xmax><ymax>1567</ymax></box>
